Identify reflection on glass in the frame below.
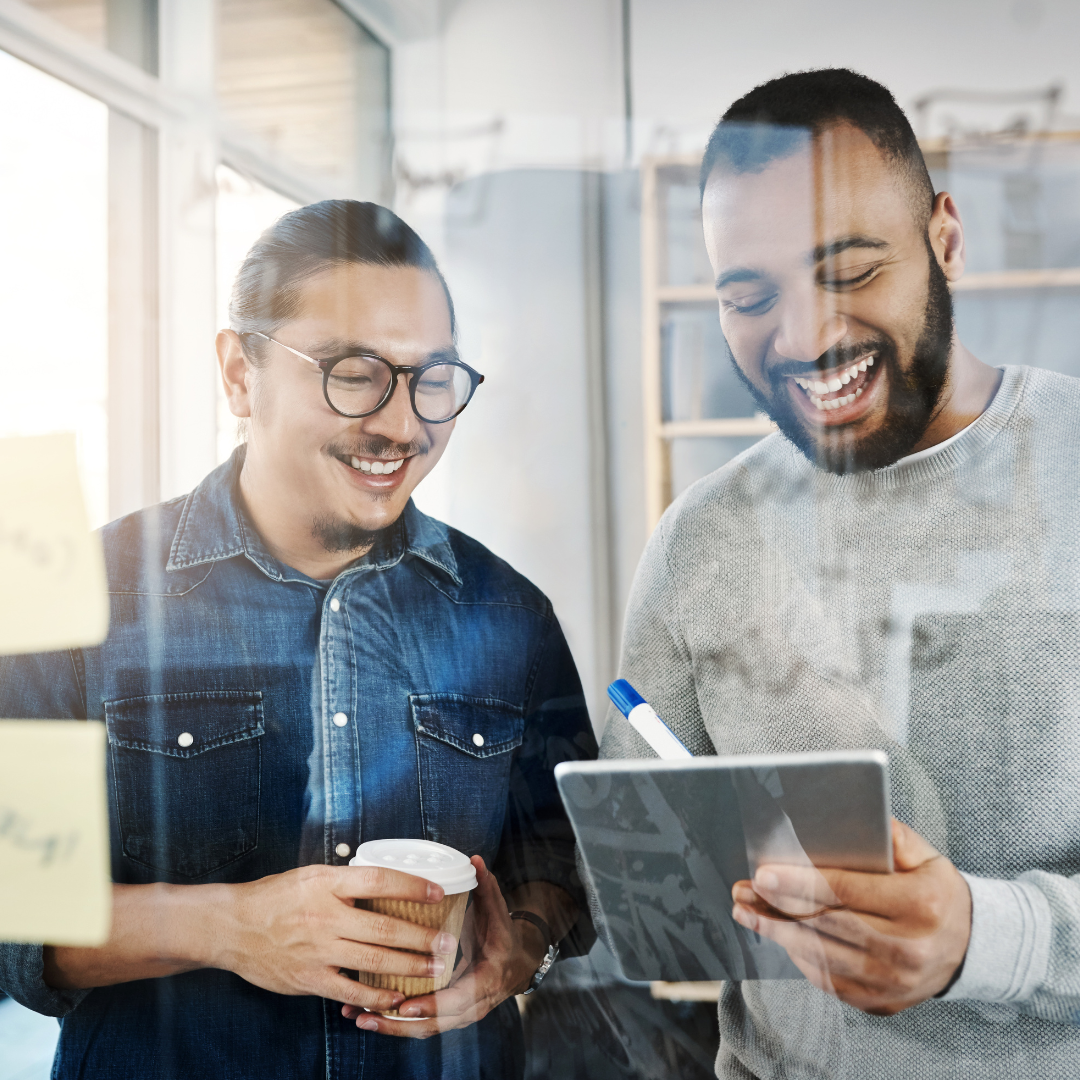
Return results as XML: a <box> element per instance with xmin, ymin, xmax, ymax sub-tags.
<box><xmin>215</xmin><ymin>164</ymin><xmax>299</xmax><ymax>464</ymax></box>
<box><xmin>21</xmin><ymin>0</ymin><xmax>106</xmax><ymax>49</ymax></box>
<box><xmin>0</xmin><ymin>50</ymin><xmax>108</xmax><ymax>527</ymax></box>
<box><xmin>217</xmin><ymin>0</ymin><xmax>390</xmax><ymax>198</ymax></box>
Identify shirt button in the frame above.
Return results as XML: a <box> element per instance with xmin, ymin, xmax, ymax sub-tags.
<box><xmin>330</xmin><ymin>598</ymin><xmax>340</xmax><ymax>612</ymax></box>
<box><xmin>335</xmin><ymin>842</ymin><xmax>351</xmax><ymax>858</ymax></box>
<box><xmin>333</xmin><ymin>712</ymin><xmax>349</xmax><ymax>727</ymax></box>
<box><xmin>177</xmin><ymin>732</ymin><xmax>194</xmax><ymax>748</ymax></box>
<box><xmin>472</xmin><ymin>733</ymin><xmax>485</xmax><ymax>747</ymax></box>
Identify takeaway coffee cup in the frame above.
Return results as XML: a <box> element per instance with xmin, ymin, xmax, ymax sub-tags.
<box><xmin>349</xmin><ymin>838</ymin><xmax>478</xmax><ymax>1015</ymax></box>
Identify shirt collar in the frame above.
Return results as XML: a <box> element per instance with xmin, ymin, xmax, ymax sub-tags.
<box><xmin>166</xmin><ymin>446</ymin><xmax>461</xmax><ymax>586</ymax></box>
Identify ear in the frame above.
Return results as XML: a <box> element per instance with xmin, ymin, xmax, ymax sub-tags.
<box><xmin>218</xmin><ymin>330</ymin><xmax>254</xmax><ymax>418</ymax></box>
<box><xmin>928</xmin><ymin>191</ymin><xmax>965</xmax><ymax>284</ymax></box>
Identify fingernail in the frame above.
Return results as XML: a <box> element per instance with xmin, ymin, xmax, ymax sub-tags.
<box><xmin>400</xmin><ymin>1005</ymin><xmax>420</xmax><ymax>1017</ymax></box>
<box><xmin>427</xmin><ymin>883</ymin><xmax>445</xmax><ymax>902</ymax></box>
<box><xmin>359</xmin><ymin>1019</ymin><xmax>379</xmax><ymax>1032</ymax></box>
<box><xmin>392</xmin><ymin>993</ymin><xmax>405</xmax><ymax>1006</ymax></box>
<box><xmin>434</xmin><ymin>933</ymin><xmax>456</xmax><ymax>954</ymax></box>
<box><xmin>732</xmin><ymin>885</ymin><xmax>754</xmax><ymax>903</ymax></box>
<box><xmin>755</xmin><ymin>870</ymin><xmax>778</xmax><ymax>891</ymax></box>
<box><xmin>429</xmin><ymin>956</ymin><xmax>446</xmax><ymax>976</ymax></box>
<box><xmin>733</xmin><ymin>905</ymin><xmax>756</xmax><ymax>931</ymax></box>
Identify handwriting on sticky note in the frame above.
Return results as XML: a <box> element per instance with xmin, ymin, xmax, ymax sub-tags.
<box><xmin>0</xmin><ymin>434</ymin><xmax>109</xmax><ymax>655</ymax></box>
<box><xmin>0</xmin><ymin>721</ymin><xmax>111</xmax><ymax>945</ymax></box>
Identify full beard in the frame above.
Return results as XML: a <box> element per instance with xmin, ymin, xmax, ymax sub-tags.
<box><xmin>731</xmin><ymin>248</ymin><xmax>954</xmax><ymax>474</ymax></box>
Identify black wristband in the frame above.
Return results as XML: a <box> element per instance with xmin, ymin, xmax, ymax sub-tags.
<box><xmin>509</xmin><ymin>909</ymin><xmax>554</xmax><ymax>950</ymax></box>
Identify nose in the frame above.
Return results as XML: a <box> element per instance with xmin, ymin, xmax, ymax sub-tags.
<box><xmin>360</xmin><ymin>371</ymin><xmax>422</xmax><ymax>445</ymax></box>
<box><xmin>772</xmin><ymin>289</ymin><xmax>847</xmax><ymax>364</ymax></box>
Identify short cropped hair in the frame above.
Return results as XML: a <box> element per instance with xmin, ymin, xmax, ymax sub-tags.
<box><xmin>229</xmin><ymin>199</ymin><xmax>455</xmax><ymax>355</ymax></box>
<box><xmin>700</xmin><ymin>68</ymin><xmax>935</xmax><ymax>226</ymax></box>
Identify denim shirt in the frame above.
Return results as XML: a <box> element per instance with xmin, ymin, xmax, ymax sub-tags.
<box><xmin>0</xmin><ymin>450</ymin><xmax>596</xmax><ymax>1080</ymax></box>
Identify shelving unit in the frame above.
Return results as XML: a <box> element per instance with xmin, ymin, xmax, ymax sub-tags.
<box><xmin>640</xmin><ymin>134</ymin><xmax>1080</xmax><ymax>532</ymax></box>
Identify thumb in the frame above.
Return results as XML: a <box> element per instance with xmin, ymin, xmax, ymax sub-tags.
<box><xmin>891</xmin><ymin>818</ymin><xmax>940</xmax><ymax>872</ymax></box>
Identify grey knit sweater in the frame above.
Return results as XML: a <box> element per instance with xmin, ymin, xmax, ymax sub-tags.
<box><xmin>599</xmin><ymin>365</ymin><xmax>1080</xmax><ymax>1078</ymax></box>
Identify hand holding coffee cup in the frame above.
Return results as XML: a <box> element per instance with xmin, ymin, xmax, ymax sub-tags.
<box><xmin>349</xmin><ymin>839</ymin><xmax>478</xmax><ymax>1016</ymax></box>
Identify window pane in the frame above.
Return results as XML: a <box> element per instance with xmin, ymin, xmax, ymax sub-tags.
<box><xmin>215</xmin><ymin>164</ymin><xmax>299</xmax><ymax>464</ymax></box>
<box><xmin>217</xmin><ymin>0</ymin><xmax>390</xmax><ymax>198</ymax></box>
<box><xmin>20</xmin><ymin>0</ymin><xmax>106</xmax><ymax>49</ymax></box>
<box><xmin>0</xmin><ymin>49</ymin><xmax>108</xmax><ymax>527</ymax></box>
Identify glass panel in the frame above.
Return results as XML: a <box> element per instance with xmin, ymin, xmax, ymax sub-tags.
<box><xmin>21</xmin><ymin>0</ymin><xmax>106</xmax><ymax>49</ymax></box>
<box><xmin>215</xmin><ymin>164</ymin><xmax>299</xmax><ymax>464</ymax></box>
<box><xmin>659</xmin><ymin>164</ymin><xmax>713</xmax><ymax>287</ymax></box>
<box><xmin>22</xmin><ymin>0</ymin><xmax>157</xmax><ymax>72</ymax></box>
<box><xmin>217</xmin><ymin>0</ymin><xmax>391</xmax><ymax>198</ymax></box>
<box><xmin>662</xmin><ymin>304</ymin><xmax>760</xmax><ymax>421</ymax></box>
<box><xmin>0</xmin><ymin>49</ymin><xmax>108</xmax><ymax>527</ymax></box>
<box><xmin>669</xmin><ymin>436</ymin><xmax>763</xmax><ymax>500</ymax></box>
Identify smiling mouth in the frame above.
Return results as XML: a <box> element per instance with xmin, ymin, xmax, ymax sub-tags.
<box><xmin>787</xmin><ymin>353</ymin><xmax>877</xmax><ymax>412</ymax></box>
<box><xmin>344</xmin><ymin>455</ymin><xmax>406</xmax><ymax>476</ymax></box>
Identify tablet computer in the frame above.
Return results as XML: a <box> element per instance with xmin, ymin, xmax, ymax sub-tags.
<box><xmin>555</xmin><ymin>750</ymin><xmax>892</xmax><ymax>983</ymax></box>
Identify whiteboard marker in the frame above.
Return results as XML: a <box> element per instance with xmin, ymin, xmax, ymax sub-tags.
<box><xmin>607</xmin><ymin>679</ymin><xmax>692</xmax><ymax>760</ymax></box>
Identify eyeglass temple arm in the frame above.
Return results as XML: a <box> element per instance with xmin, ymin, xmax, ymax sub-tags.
<box><xmin>249</xmin><ymin>331</ymin><xmax>322</xmax><ymax>372</ymax></box>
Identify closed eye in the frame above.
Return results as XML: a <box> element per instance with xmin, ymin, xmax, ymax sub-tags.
<box><xmin>821</xmin><ymin>264</ymin><xmax>882</xmax><ymax>290</ymax></box>
<box><xmin>723</xmin><ymin>293</ymin><xmax>778</xmax><ymax>316</ymax></box>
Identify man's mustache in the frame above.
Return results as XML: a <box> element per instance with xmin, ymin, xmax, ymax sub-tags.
<box><xmin>326</xmin><ymin>436</ymin><xmax>430</xmax><ymax>460</ymax></box>
<box><xmin>770</xmin><ymin>339</ymin><xmax>890</xmax><ymax>380</ymax></box>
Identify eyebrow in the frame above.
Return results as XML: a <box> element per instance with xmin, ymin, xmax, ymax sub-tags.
<box><xmin>714</xmin><ymin>234</ymin><xmax>892</xmax><ymax>291</ymax></box>
<box><xmin>309</xmin><ymin>339</ymin><xmax>460</xmax><ymax>365</ymax></box>
<box><xmin>809</xmin><ymin>235</ymin><xmax>891</xmax><ymax>263</ymax></box>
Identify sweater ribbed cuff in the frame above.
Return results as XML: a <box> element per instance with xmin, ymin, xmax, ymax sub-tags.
<box><xmin>942</xmin><ymin>873</ymin><xmax>1052</xmax><ymax>1003</ymax></box>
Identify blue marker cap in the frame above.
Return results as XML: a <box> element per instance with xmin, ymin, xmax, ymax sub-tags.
<box><xmin>607</xmin><ymin>679</ymin><xmax>646</xmax><ymax>718</ymax></box>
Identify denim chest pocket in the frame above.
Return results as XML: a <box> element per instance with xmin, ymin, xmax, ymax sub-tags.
<box><xmin>105</xmin><ymin>691</ymin><xmax>264</xmax><ymax>879</ymax></box>
<box><xmin>411</xmin><ymin>693</ymin><xmax>524</xmax><ymax>861</ymax></box>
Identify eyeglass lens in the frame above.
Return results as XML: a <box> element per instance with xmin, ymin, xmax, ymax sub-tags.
<box><xmin>326</xmin><ymin>358</ymin><xmax>474</xmax><ymax>422</ymax></box>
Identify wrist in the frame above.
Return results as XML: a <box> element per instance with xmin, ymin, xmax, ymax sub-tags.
<box><xmin>161</xmin><ymin>882</ymin><xmax>236</xmax><ymax>971</ymax></box>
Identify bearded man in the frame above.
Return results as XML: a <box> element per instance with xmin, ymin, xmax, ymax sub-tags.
<box><xmin>600</xmin><ymin>68</ymin><xmax>1080</xmax><ymax>1077</ymax></box>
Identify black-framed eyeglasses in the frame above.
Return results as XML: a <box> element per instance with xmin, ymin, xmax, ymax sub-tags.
<box><xmin>240</xmin><ymin>331</ymin><xmax>485</xmax><ymax>424</ymax></box>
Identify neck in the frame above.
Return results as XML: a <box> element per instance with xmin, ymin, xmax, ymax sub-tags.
<box><xmin>238</xmin><ymin>448</ymin><xmax>373</xmax><ymax>580</ymax></box>
<box><xmin>910</xmin><ymin>336</ymin><xmax>1002</xmax><ymax>454</ymax></box>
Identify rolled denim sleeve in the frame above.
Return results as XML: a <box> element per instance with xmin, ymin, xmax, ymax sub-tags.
<box><xmin>0</xmin><ymin>647</ymin><xmax>93</xmax><ymax>1016</ymax></box>
<box><xmin>491</xmin><ymin>614</ymin><xmax>598</xmax><ymax>956</ymax></box>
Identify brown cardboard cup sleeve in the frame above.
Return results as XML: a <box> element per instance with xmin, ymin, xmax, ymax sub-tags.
<box><xmin>349</xmin><ymin>838</ymin><xmax>478</xmax><ymax>1016</ymax></box>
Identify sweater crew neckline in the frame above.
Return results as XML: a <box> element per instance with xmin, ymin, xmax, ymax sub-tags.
<box><xmin>798</xmin><ymin>365</ymin><xmax>1024</xmax><ymax>493</ymax></box>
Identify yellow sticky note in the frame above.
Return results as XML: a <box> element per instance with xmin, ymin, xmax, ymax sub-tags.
<box><xmin>0</xmin><ymin>434</ymin><xmax>109</xmax><ymax>655</ymax></box>
<box><xmin>0</xmin><ymin>720</ymin><xmax>111</xmax><ymax>944</ymax></box>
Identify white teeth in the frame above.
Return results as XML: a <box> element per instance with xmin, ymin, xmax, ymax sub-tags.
<box><xmin>867</xmin><ymin>355</ymin><xmax>874</xmax><ymax>367</ymax></box>
<box><xmin>855</xmin><ymin>387</ymin><xmax>863</xmax><ymax>397</ymax></box>
<box><xmin>840</xmin><ymin>372</ymin><xmax>851</xmax><ymax>385</ymax></box>
<box><xmin>812</xmin><ymin>380</ymin><xmax>829</xmax><ymax>395</ymax></box>
<box><xmin>858</xmin><ymin>359</ymin><xmax>867</xmax><ymax>372</ymax></box>
<box><xmin>352</xmin><ymin>457</ymin><xmax>404</xmax><ymax>475</ymax></box>
<box><xmin>827</xmin><ymin>378</ymin><xmax>842</xmax><ymax>392</ymax></box>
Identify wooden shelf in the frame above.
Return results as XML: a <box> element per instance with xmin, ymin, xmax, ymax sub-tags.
<box><xmin>656</xmin><ymin>269</ymin><xmax>1080</xmax><ymax>306</ymax></box>
<box><xmin>662</xmin><ymin>417</ymin><xmax>776</xmax><ymax>439</ymax></box>
<box><xmin>650</xmin><ymin>981</ymin><xmax>723</xmax><ymax>1002</ymax></box>
<box><xmin>952</xmin><ymin>268</ymin><xmax>1080</xmax><ymax>291</ymax></box>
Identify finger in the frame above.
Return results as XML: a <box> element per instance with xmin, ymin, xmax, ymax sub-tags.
<box><xmin>398</xmin><ymin>969</ymin><xmax>488</xmax><ymax>1020</ymax></box>
<box><xmin>323</xmin><ymin>971</ymin><xmax>405</xmax><ymax>1013</ymax></box>
<box><xmin>333</xmin><ymin>865</ymin><xmax>445</xmax><ymax>904</ymax></box>
<box><xmin>339</xmin><ymin>908</ymin><xmax>458</xmax><ymax>956</ymax></box>
<box><xmin>734</xmin><ymin>885</ymin><xmax>898</xmax><ymax>940</ymax></box>
<box><xmin>336</xmin><ymin>942</ymin><xmax>451</xmax><ymax>980</ymax></box>
<box><xmin>748</xmin><ymin>866</ymin><xmax>843</xmax><ymax>915</ymax></box>
<box><xmin>890</xmin><ymin>818</ymin><xmax>940</xmax><ymax>872</ymax></box>
<box><xmin>733</xmin><ymin>903</ymin><xmax>867</xmax><ymax>982</ymax></box>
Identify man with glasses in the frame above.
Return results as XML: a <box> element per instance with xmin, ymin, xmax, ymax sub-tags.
<box><xmin>0</xmin><ymin>200</ymin><xmax>595</xmax><ymax>1079</ymax></box>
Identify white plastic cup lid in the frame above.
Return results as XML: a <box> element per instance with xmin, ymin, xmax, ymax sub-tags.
<box><xmin>349</xmin><ymin>838</ymin><xmax>478</xmax><ymax>894</ymax></box>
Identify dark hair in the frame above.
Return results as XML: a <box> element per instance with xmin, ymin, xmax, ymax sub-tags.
<box><xmin>700</xmin><ymin>68</ymin><xmax>934</xmax><ymax>225</ymax></box>
<box><xmin>229</xmin><ymin>199</ymin><xmax>456</xmax><ymax>351</ymax></box>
